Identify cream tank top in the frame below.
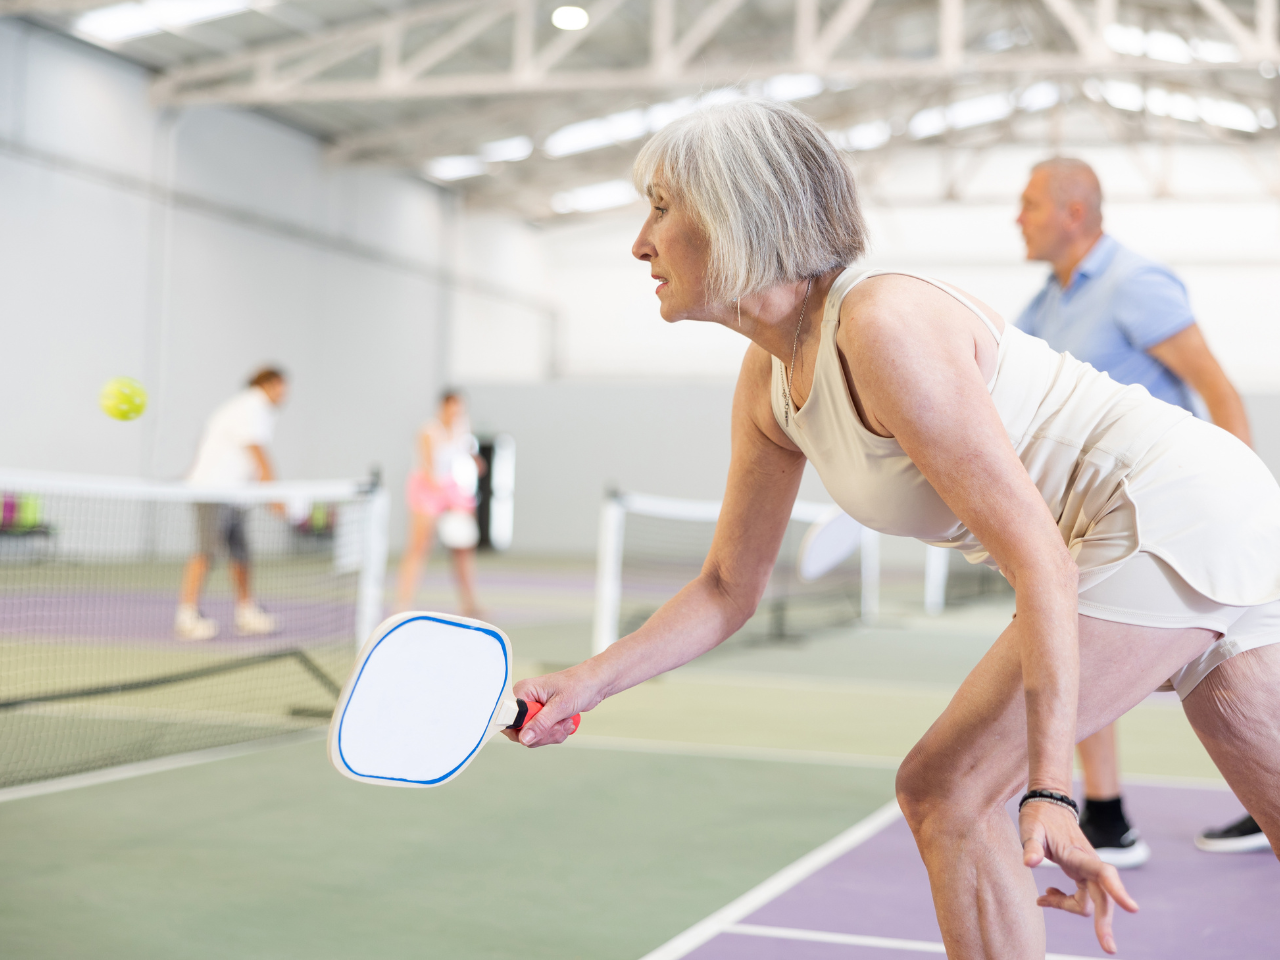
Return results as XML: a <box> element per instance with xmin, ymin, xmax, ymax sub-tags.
<box><xmin>770</xmin><ymin>268</ymin><xmax>1280</xmax><ymax>607</ymax></box>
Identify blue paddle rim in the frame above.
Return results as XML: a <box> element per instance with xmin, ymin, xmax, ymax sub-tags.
<box><xmin>334</xmin><ymin>614</ymin><xmax>511</xmax><ymax>785</ymax></box>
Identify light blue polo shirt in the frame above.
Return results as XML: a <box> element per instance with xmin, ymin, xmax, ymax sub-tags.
<box><xmin>1016</xmin><ymin>235</ymin><xmax>1196</xmax><ymax>411</ymax></box>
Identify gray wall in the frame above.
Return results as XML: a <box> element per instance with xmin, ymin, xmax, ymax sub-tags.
<box><xmin>0</xmin><ymin>21</ymin><xmax>457</xmax><ymax>547</ymax></box>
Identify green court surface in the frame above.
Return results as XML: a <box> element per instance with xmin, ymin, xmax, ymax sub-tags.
<box><xmin>0</xmin><ymin>554</ymin><xmax>1226</xmax><ymax>959</ymax></box>
<box><xmin>0</xmin><ymin>738</ymin><xmax>895</xmax><ymax>960</ymax></box>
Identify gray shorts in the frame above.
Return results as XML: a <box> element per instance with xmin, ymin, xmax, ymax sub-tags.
<box><xmin>194</xmin><ymin>504</ymin><xmax>249</xmax><ymax>565</ymax></box>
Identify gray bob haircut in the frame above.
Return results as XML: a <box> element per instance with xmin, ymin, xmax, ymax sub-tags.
<box><xmin>633</xmin><ymin>98</ymin><xmax>867</xmax><ymax>302</ymax></box>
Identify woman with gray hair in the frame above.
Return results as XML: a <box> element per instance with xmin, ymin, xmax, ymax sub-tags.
<box><xmin>511</xmin><ymin>100</ymin><xmax>1280</xmax><ymax>958</ymax></box>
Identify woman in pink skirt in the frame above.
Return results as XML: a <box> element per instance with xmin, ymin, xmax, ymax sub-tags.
<box><xmin>396</xmin><ymin>390</ymin><xmax>484</xmax><ymax>615</ymax></box>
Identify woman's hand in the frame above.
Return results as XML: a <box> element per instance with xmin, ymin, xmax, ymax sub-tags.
<box><xmin>1020</xmin><ymin>802</ymin><xmax>1138</xmax><ymax>955</ymax></box>
<box><xmin>502</xmin><ymin>666</ymin><xmax>606</xmax><ymax>746</ymax></box>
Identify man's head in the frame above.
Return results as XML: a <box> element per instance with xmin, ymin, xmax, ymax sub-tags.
<box><xmin>248</xmin><ymin>367</ymin><xmax>288</xmax><ymax>406</ymax></box>
<box><xmin>1017</xmin><ymin>158</ymin><xmax>1103</xmax><ymax>263</ymax></box>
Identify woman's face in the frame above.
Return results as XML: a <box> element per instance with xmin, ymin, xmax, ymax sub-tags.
<box><xmin>631</xmin><ymin>185</ymin><xmax>714</xmax><ymax>322</ymax></box>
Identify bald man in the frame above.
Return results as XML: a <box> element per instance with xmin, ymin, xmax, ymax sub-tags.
<box><xmin>1017</xmin><ymin>157</ymin><xmax>1265</xmax><ymax>864</ymax></box>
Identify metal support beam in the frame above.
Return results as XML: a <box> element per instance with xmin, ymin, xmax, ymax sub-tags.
<box><xmin>1261</xmin><ymin>0</ymin><xmax>1280</xmax><ymax>56</ymax></box>
<box><xmin>1192</xmin><ymin>0</ymin><xmax>1263</xmax><ymax>59</ymax></box>
<box><xmin>811</xmin><ymin>0</ymin><xmax>876</xmax><ymax>66</ymax></box>
<box><xmin>150</xmin><ymin>0</ymin><xmax>1276</xmax><ymax>106</ymax></box>
<box><xmin>939</xmin><ymin>0</ymin><xmax>963</xmax><ymax>66</ymax></box>
<box><xmin>1039</xmin><ymin>0</ymin><xmax>1104</xmax><ymax>60</ymax></box>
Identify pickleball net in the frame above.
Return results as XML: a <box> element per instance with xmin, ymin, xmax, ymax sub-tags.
<box><xmin>591</xmin><ymin>491</ymin><xmax>879</xmax><ymax>655</ymax></box>
<box><xmin>0</xmin><ymin>469</ymin><xmax>389</xmax><ymax>789</ymax></box>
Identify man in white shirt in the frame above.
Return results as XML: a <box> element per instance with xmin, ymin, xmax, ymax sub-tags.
<box><xmin>176</xmin><ymin>368</ymin><xmax>288</xmax><ymax>641</ymax></box>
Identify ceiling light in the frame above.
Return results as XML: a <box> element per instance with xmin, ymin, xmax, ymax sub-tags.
<box><xmin>76</xmin><ymin>3</ymin><xmax>161</xmax><ymax>41</ymax></box>
<box><xmin>75</xmin><ymin>0</ymin><xmax>249</xmax><ymax>42</ymax></box>
<box><xmin>424</xmin><ymin>156</ymin><xmax>485</xmax><ymax>181</ymax></box>
<box><xmin>1018</xmin><ymin>81</ymin><xmax>1060</xmax><ymax>112</ymax></box>
<box><xmin>1103</xmin><ymin>23</ymin><xmax>1146</xmax><ymax>57</ymax></box>
<box><xmin>907</xmin><ymin>106</ymin><xmax>948</xmax><ymax>139</ymax></box>
<box><xmin>551</xmin><ymin>6</ymin><xmax>589</xmax><ymax>30</ymax></box>
<box><xmin>481</xmin><ymin>136</ymin><xmax>532</xmax><ymax>163</ymax></box>
<box><xmin>763</xmin><ymin>74</ymin><xmax>824</xmax><ymax>102</ymax></box>
<box><xmin>550</xmin><ymin>180</ymin><xmax>638</xmax><ymax>214</ymax></box>
<box><xmin>1197</xmin><ymin>97</ymin><xmax>1259</xmax><ymax>132</ymax></box>
<box><xmin>829</xmin><ymin>120</ymin><xmax>891</xmax><ymax>152</ymax></box>
<box><xmin>947</xmin><ymin>93</ymin><xmax>1012</xmax><ymax>130</ymax></box>
<box><xmin>1145</xmin><ymin>87</ymin><xmax>1199</xmax><ymax>123</ymax></box>
<box><xmin>1101</xmin><ymin>80</ymin><xmax>1145</xmax><ymax>112</ymax></box>
<box><xmin>1145</xmin><ymin>30</ymin><xmax>1193</xmax><ymax>64</ymax></box>
<box><xmin>1260</xmin><ymin>108</ymin><xmax>1277</xmax><ymax>129</ymax></box>
<box><xmin>1190</xmin><ymin>38</ymin><xmax>1240</xmax><ymax>63</ymax></box>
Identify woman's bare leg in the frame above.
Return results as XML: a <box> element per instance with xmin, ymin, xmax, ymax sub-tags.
<box><xmin>896</xmin><ymin>616</ymin><xmax>1217</xmax><ymax>959</ymax></box>
<box><xmin>451</xmin><ymin>547</ymin><xmax>479</xmax><ymax>616</ymax></box>
<box><xmin>1078</xmin><ymin>724</ymin><xmax>1122</xmax><ymax>799</ymax></box>
<box><xmin>1182</xmin><ymin>643</ymin><xmax>1280</xmax><ymax>857</ymax></box>
<box><xmin>395</xmin><ymin>511</ymin><xmax>435</xmax><ymax>611</ymax></box>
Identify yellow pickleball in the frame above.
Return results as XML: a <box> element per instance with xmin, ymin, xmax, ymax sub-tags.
<box><xmin>100</xmin><ymin>377</ymin><xmax>148</xmax><ymax>421</ymax></box>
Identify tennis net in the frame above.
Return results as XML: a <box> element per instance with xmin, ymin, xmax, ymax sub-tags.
<box><xmin>0</xmin><ymin>469</ymin><xmax>388</xmax><ymax>789</ymax></box>
<box><xmin>592</xmin><ymin>491</ymin><xmax>880</xmax><ymax>655</ymax></box>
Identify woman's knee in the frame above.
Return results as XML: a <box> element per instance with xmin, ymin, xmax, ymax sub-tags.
<box><xmin>896</xmin><ymin>742</ymin><xmax>1021</xmax><ymax>837</ymax></box>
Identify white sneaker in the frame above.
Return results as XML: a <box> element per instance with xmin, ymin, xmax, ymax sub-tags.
<box><xmin>175</xmin><ymin>606</ymin><xmax>218</xmax><ymax>641</ymax></box>
<box><xmin>235</xmin><ymin>602</ymin><xmax>277</xmax><ymax>636</ymax></box>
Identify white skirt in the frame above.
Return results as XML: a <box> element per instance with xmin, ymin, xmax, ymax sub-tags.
<box><xmin>1078</xmin><ymin>550</ymin><xmax>1280</xmax><ymax>699</ymax></box>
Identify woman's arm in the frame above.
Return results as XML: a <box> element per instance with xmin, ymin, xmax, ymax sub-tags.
<box><xmin>511</xmin><ymin>345</ymin><xmax>807</xmax><ymax>745</ymax></box>
<box><xmin>417</xmin><ymin>431</ymin><xmax>438</xmax><ymax>488</ymax></box>
<box><xmin>841</xmin><ymin>277</ymin><xmax>1080</xmax><ymax>799</ymax></box>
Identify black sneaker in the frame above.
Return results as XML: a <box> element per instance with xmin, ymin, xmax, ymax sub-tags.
<box><xmin>1080</xmin><ymin>815</ymin><xmax>1151</xmax><ymax>869</ymax></box>
<box><xmin>1195</xmin><ymin>814</ymin><xmax>1272</xmax><ymax>853</ymax></box>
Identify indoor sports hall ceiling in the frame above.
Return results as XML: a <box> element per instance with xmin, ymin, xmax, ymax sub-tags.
<box><xmin>13</xmin><ymin>0</ymin><xmax>1280</xmax><ymax>218</ymax></box>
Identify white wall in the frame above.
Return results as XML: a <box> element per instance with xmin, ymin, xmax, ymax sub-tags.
<box><xmin>0</xmin><ymin>21</ymin><xmax>470</xmax><ymax>547</ymax></box>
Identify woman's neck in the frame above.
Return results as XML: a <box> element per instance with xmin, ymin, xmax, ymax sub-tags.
<box><xmin>732</xmin><ymin>268</ymin><xmax>842</xmax><ymax>364</ymax></box>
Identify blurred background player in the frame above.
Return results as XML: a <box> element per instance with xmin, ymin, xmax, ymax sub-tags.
<box><xmin>175</xmin><ymin>367</ymin><xmax>288</xmax><ymax>641</ymax></box>
<box><xmin>1016</xmin><ymin>157</ymin><xmax>1265</xmax><ymax>860</ymax></box>
<box><xmin>396</xmin><ymin>389</ymin><xmax>484</xmax><ymax>617</ymax></box>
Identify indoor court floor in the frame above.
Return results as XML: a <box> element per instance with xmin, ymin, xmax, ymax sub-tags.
<box><xmin>0</xmin><ymin>554</ymin><xmax>1267</xmax><ymax>960</ymax></box>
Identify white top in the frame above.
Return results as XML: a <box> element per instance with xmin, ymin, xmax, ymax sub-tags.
<box><xmin>770</xmin><ymin>268</ymin><xmax>1280</xmax><ymax>607</ymax></box>
<box><xmin>187</xmin><ymin>388</ymin><xmax>276</xmax><ymax>485</ymax></box>
<box><xmin>421</xmin><ymin>416</ymin><xmax>478</xmax><ymax>487</ymax></box>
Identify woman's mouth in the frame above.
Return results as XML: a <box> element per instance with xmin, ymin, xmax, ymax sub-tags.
<box><xmin>653</xmin><ymin>276</ymin><xmax>668</xmax><ymax>294</ymax></box>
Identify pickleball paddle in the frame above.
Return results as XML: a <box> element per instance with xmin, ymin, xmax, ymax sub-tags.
<box><xmin>327</xmin><ymin>611</ymin><xmax>580</xmax><ymax>788</ymax></box>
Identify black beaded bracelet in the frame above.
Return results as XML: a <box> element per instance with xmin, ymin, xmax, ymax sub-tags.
<box><xmin>1019</xmin><ymin>789</ymin><xmax>1079</xmax><ymax>822</ymax></box>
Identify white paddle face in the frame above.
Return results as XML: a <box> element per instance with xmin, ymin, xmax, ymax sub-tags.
<box><xmin>797</xmin><ymin>508</ymin><xmax>863</xmax><ymax>582</ymax></box>
<box><xmin>329</xmin><ymin>613</ymin><xmax>512</xmax><ymax>787</ymax></box>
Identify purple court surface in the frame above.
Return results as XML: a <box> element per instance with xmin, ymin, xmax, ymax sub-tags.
<box><xmin>0</xmin><ymin>593</ymin><xmax>354</xmax><ymax>647</ymax></box>
<box><xmin>660</xmin><ymin>783</ymin><xmax>1276</xmax><ymax>960</ymax></box>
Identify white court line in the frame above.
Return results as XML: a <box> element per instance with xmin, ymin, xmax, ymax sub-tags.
<box><xmin>0</xmin><ymin>728</ymin><xmax>324</xmax><ymax>804</ymax></box>
<box><xmin>725</xmin><ymin>923</ymin><xmax>1119</xmax><ymax>960</ymax></box>
<box><xmin>637</xmin><ymin>799</ymin><xmax>904</xmax><ymax>960</ymax></box>
<box><xmin>567</xmin><ymin>735</ymin><xmax>902</xmax><ymax>770</ymax></box>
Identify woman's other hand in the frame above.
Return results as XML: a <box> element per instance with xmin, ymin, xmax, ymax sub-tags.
<box><xmin>502</xmin><ymin>667</ymin><xmax>605</xmax><ymax>746</ymax></box>
<box><xmin>1020</xmin><ymin>801</ymin><xmax>1139</xmax><ymax>955</ymax></box>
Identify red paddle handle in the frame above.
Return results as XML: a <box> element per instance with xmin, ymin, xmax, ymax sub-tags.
<box><xmin>511</xmin><ymin>698</ymin><xmax>581</xmax><ymax>734</ymax></box>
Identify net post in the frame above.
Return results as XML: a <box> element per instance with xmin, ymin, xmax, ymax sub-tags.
<box><xmin>859</xmin><ymin>528</ymin><xmax>880</xmax><ymax>623</ymax></box>
<box><xmin>924</xmin><ymin>545</ymin><xmax>950</xmax><ymax>616</ymax></box>
<box><xmin>355</xmin><ymin>469</ymin><xmax>390</xmax><ymax>649</ymax></box>
<box><xmin>592</xmin><ymin>490</ymin><xmax>627</xmax><ymax>656</ymax></box>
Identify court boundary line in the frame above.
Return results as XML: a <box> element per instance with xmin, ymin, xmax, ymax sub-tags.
<box><xmin>636</xmin><ymin>799</ymin><xmax>903</xmax><ymax>960</ymax></box>
<box><xmin>724</xmin><ymin>923</ymin><xmax>1119</xmax><ymax>960</ymax></box>
<box><xmin>567</xmin><ymin>735</ymin><xmax>902</xmax><ymax>769</ymax></box>
<box><xmin>567</xmin><ymin>736</ymin><xmax>1229</xmax><ymax>788</ymax></box>
<box><xmin>0</xmin><ymin>729</ymin><xmax>325</xmax><ymax>804</ymax></box>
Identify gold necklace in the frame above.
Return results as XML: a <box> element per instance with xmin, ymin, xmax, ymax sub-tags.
<box><xmin>784</xmin><ymin>278</ymin><xmax>814</xmax><ymax>427</ymax></box>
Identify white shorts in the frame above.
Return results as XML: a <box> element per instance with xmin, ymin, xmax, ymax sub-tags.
<box><xmin>1077</xmin><ymin>551</ymin><xmax>1280</xmax><ymax>700</ymax></box>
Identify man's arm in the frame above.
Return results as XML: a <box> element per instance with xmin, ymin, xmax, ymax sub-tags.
<box><xmin>1147</xmin><ymin>325</ymin><xmax>1252</xmax><ymax>446</ymax></box>
<box><xmin>248</xmin><ymin>445</ymin><xmax>276</xmax><ymax>482</ymax></box>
